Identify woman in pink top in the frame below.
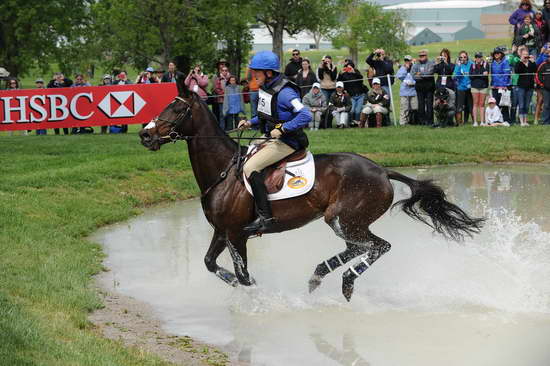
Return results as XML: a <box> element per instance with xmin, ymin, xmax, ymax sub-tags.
<box><xmin>184</xmin><ymin>64</ymin><xmax>209</xmax><ymax>101</ymax></box>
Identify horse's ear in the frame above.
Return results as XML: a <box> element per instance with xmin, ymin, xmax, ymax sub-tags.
<box><xmin>176</xmin><ymin>75</ymin><xmax>191</xmax><ymax>98</ymax></box>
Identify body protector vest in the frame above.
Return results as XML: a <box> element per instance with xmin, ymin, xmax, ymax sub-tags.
<box><xmin>257</xmin><ymin>76</ymin><xmax>309</xmax><ymax>150</ymax></box>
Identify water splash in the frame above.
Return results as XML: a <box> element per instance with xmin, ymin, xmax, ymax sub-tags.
<box><xmin>228</xmin><ymin>209</ymin><xmax>550</xmax><ymax>315</ymax></box>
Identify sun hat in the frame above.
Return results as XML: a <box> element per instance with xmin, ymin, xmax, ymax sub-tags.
<box><xmin>404</xmin><ymin>55</ymin><xmax>413</xmax><ymax>61</ymax></box>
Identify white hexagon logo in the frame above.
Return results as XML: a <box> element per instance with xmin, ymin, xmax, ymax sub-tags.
<box><xmin>98</xmin><ymin>91</ymin><xmax>146</xmax><ymax>118</ymax></box>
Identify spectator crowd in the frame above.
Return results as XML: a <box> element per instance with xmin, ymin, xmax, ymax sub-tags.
<box><xmin>3</xmin><ymin>0</ymin><xmax>550</xmax><ymax>135</ymax></box>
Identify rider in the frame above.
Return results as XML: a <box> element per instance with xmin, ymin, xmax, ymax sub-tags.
<box><xmin>238</xmin><ymin>51</ymin><xmax>312</xmax><ymax>234</ymax></box>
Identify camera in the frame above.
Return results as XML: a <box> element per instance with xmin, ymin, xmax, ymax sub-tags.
<box><xmin>375</xmin><ymin>52</ymin><xmax>382</xmax><ymax>57</ymax></box>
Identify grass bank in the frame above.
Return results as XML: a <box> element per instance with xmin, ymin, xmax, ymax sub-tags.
<box><xmin>1</xmin><ymin>126</ymin><xmax>549</xmax><ymax>365</ymax></box>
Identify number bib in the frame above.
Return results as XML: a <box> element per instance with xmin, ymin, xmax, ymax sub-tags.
<box><xmin>258</xmin><ymin>89</ymin><xmax>273</xmax><ymax>117</ymax></box>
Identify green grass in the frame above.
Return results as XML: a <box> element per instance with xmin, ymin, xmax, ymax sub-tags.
<box><xmin>1</xmin><ymin>127</ymin><xmax>549</xmax><ymax>365</ymax></box>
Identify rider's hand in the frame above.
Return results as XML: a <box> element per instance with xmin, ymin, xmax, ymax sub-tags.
<box><xmin>238</xmin><ymin>120</ymin><xmax>251</xmax><ymax>130</ymax></box>
<box><xmin>270</xmin><ymin>128</ymin><xmax>283</xmax><ymax>139</ymax></box>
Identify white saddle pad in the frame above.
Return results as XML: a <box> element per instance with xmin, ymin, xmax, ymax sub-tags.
<box><xmin>243</xmin><ymin>146</ymin><xmax>315</xmax><ymax>201</ymax></box>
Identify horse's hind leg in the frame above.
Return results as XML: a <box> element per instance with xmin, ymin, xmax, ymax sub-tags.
<box><xmin>342</xmin><ymin>232</ymin><xmax>391</xmax><ymax>302</ymax></box>
<box><xmin>204</xmin><ymin>229</ymin><xmax>238</xmax><ymax>286</ymax></box>
<box><xmin>309</xmin><ymin>242</ymin><xmax>368</xmax><ymax>293</ymax></box>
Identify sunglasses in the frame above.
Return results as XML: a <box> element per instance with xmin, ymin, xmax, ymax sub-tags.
<box><xmin>292</xmin><ymin>53</ymin><xmax>300</xmax><ymax>56</ymax></box>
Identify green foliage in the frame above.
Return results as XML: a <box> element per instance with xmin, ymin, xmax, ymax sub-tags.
<box><xmin>0</xmin><ymin>0</ymin><xmax>93</xmax><ymax>77</ymax></box>
<box><xmin>331</xmin><ymin>1</ymin><xmax>409</xmax><ymax>62</ymax></box>
<box><xmin>91</xmin><ymin>0</ymin><xmax>254</xmax><ymax>75</ymax></box>
<box><xmin>253</xmin><ymin>0</ymin><xmax>337</xmax><ymax>67</ymax></box>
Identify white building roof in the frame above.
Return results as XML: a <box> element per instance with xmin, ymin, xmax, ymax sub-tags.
<box><xmin>385</xmin><ymin>1</ymin><xmax>503</xmax><ymax>10</ymax></box>
<box><xmin>411</xmin><ymin>25</ymin><xmax>467</xmax><ymax>35</ymax></box>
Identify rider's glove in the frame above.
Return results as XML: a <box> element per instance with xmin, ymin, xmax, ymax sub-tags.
<box><xmin>270</xmin><ymin>125</ymin><xmax>283</xmax><ymax>139</ymax></box>
<box><xmin>238</xmin><ymin>120</ymin><xmax>251</xmax><ymax>130</ymax></box>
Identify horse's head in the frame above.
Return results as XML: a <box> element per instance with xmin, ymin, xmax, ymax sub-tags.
<box><xmin>139</xmin><ymin>76</ymin><xmax>195</xmax><ymax>151</ymax></box>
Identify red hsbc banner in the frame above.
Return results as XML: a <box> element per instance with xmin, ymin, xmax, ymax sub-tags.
<box><xmin>0</xmin><ymin>83</ymin><xmax>177</xmax><ymax>131</ymax></box>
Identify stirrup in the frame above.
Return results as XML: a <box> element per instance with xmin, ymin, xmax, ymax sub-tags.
<box><xmin>243</xmin><ymin>216</ymin><xmax>276</xmax><ymax>234</ymax></box>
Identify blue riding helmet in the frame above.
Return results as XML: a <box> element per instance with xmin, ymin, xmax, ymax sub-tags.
<box><xmin>249</xmin><ymin>51</ymin><xmax>280</xmax><ymax>71</ymax></box>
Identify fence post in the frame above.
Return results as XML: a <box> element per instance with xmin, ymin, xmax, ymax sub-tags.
<box><xmin>387</xmin><ymin>74</ymin><xmax>398</xmax><ymax>126</ymax></box>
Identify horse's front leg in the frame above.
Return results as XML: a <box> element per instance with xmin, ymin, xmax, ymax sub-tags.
<box><xmin>204</xmin><ymin>229</ymin><xmax>238</xmax><ymax>287</ymax></box>
<box><xmin>227</xmin><ymin>233</ymin><xmax>255</xmax><ymax>286</ymax></box>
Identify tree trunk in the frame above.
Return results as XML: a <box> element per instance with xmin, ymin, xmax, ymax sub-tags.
<box><xmin>272</xmin><ymin>23</ymin><xmax>284</xmax><ymax>71</ymax></box>
<box><xmin>349</xmin><ymin>46</ymin><xmax>359</xmax><ymax>66</ymax></box>
<box><xmin>312</xmin><ymin>31</ymin><xmax>321</xmax><ymax>50</ymax></box>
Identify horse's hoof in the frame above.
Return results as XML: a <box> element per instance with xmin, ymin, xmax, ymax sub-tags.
<box><xmin>215</xmin><ymin>268</ymin><xmax>238</xmax><ymax>287</ymax></box>
<box><xmin>342</xmin><ymin>282</ymin><xmax>354</xmax><ymax>302</ymax></box>
<box><xmin>308</xmin><ymin>275</ymin><xmax>322</xmax><ymax>293</ymax></box>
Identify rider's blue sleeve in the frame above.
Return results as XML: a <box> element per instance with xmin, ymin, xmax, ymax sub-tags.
<box><xmin>278</xmin><ymin>88</ymin><xmax>312</xmax><ymax>132</ymax></box>
<box><xmin>250</xmin><ymin>116</ymin><xmax>259</xmax><ymax>125</ymax></box>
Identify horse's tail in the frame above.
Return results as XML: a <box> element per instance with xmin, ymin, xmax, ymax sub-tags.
<box><xmin>387</xmin><ymin>169</ymin><xmax>485</xmax><ymax>241</ymax></box>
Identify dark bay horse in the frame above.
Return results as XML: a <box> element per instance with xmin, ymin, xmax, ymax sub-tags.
<box><xmin>139</xmin><ymin>79</ymin><xmax>484</xmax><ymax>301</ymax></box>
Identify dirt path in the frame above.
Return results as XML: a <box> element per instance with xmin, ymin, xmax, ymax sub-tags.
<box><xmin>90</xmin><ymin>270</ymin><xmax>233</xmax><ymax>366</ymax></box>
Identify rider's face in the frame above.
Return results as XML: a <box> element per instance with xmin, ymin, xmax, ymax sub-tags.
<box><xmin>252</xmin><ymin>69</ymin><xmax>267</xmax><ymax>85</ymax></box>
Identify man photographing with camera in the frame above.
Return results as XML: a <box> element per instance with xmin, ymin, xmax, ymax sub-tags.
<box><xmin>317</xmin><ymin>55</ymin><xmax>337</xmax><ymax>102</ymax></box>
<box><xmin>366</xmin><ymin>48</ymin><xmax>394</xmax><ymax>95</ymax></box>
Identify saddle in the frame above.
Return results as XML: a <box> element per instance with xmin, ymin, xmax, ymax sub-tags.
<box><xmin>247</xmin><ymin>148</ymin><xmax>308</xmax><ymax>194</ymax></box>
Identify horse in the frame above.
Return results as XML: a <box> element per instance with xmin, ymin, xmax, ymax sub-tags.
<box><xmin>138</xmin><ymin>78</ymin><xmax>484</xmax><ymax>301</ymax></box>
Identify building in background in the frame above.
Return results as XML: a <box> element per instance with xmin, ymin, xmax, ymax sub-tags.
<box><xmin>251</xmin><ymin>27</ymin><xmax>332</xmax><ymax>52</ymax></box>
<box><xmin>384</xmin><ymin>0</ymin><xmax>511</xmax><ymax>45</ymax></box>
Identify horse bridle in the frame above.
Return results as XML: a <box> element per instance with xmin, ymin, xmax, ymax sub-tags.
<box><xmin>156</xmin><ymin>96</ymin><xmax>193</xmax><ymax>142</ymax></box>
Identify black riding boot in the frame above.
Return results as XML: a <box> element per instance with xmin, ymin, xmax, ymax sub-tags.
<box><xmin>244</xmin><ymin>171</ymin><xmax>276</xmax><ymax>234</ymax></box>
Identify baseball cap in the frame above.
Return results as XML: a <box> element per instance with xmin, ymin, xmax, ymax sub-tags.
<box><xmin>404</xmin><ymin>55</ymin><xmax>413</xmax><ymax>61</ymax></box>
<box><xmin>475</xmin><ymin>52</ymin><xmax>483</xmax><ymax>58</ymax></box>
<box><xmin>336</xmin><ymin>81</ymin><xmax>344</xmax><ymax>88</ymax></box>
<box><xmin>35</xmin><ymin>78</ymin><xmax>44</xmax><ymax>83</ymax></box>
<box><xmin>103</xmin><ymin>74</ymin><xmax>112</xmax><ymax>79</ymax></box>
<box><xmin>312</xmin><ymin>82</ymin><xmax>321</xmax><ymax>89</ymax></box>
<box><xmin>372</xmin><ymin>77</ymin><xmax>381</xmax><ymax>84</ymax></box>
<box><xmin>488</xmin><ymin>97</ymin><xmax>497</xmax><ymax>104</ymax></box>
<box><xmin>146</xmin><ymin>66</ymin><xmax>154</xmax><ymax>72</ymax></box>
<box><xmin>418</xmin><ymin>49</ymin><xmax>428</xmax><ymax>56</ymax></box>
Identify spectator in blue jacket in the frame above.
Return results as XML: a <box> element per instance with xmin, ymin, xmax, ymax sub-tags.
<box><xmin>396</xmin><ymin>55</ymin><xmax>417</xmax><ymax>125</ymax></box>
<box><xmin>222</xmin><ymin>75</ymin><xmax>245</xmax><ymax>131</ymax></box>
<box><xmin>490</xmin><ymin>46</ymin><xmax>512</xmax><ymax>123</ymax></box>
<box><xmin>453</xmin><ymin>51</ymin><xmax>474</xmax><ymax>125</ymax></box>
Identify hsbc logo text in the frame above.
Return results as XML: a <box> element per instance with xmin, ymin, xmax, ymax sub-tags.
<box><xmin>98</xmin><ymin>91</ymin><xmax>146</xmax><ymax>118</ymax></box>
<box><xmin>0</xmin><ymin>83</ymin><xmax>177</xmax><ymax>131</ymax></box>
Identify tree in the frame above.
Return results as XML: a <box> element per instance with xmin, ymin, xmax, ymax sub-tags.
<box><xmin>331</xmin><ymin>1</ymin><xmax>409</xmax><ymax>65</ymax></box>
<box><xmin>253</xmin><ymin>0</ymin><xmax>333</xmax><ymax>68</ymax></box>
<box><xmin>92</xmin><ymin>0</ymin><xmax>254</xmax><ymax>77</ymax></box>
<box><xmin>305</xmin><ymin>0</ymin><xmax>348</xmax><ymax>49</ymax></box>
<box><xmin>0</xmin><ymin>0</ymin><xmax>93</xmax><ymax>77</ymax></box>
